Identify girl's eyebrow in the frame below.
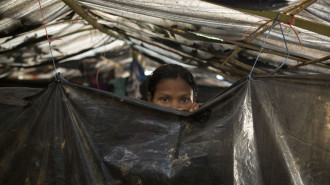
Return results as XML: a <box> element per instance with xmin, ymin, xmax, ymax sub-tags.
<box><xmin>157</xmin><ymin>92</ymin><xmax>171</xmax><ymax>96</ymax></box>
<box><xmin>178</xmin><ymin>93</ymin><xmax>193</xmax><ymax>97</ymax></box>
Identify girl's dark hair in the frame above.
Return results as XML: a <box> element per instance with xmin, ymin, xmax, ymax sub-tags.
<box><xmin>148</xmin><ymin>64</ymin><xmax>198</xmax><ymax>99</ymax></box>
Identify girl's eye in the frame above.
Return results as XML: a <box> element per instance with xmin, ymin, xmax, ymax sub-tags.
<box><xmin>161</xmin><ymin>97</ymin><xmax>169</xmax><ymax>102</ymax></box>
<box><xmin>181</xmin><ymin>97</ymin><xmax>190</xmax><ymax>102</ymax></box>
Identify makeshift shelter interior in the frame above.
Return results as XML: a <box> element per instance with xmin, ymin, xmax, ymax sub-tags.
<box><xmin>0</xmin><ymin>0</ymin><xmax>330</xmax><ymax>185</ymax></box>
<box><xmin>0</xmin><ymin>0</ymin><xmax>329</xmax><ymax>97</ymax></box>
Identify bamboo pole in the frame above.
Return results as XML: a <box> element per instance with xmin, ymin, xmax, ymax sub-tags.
<box><xmin>234</xmin><ymin>1</ymin><xmax>330</xmax><ymax>37</ymax></box>
<box><xmin>230</xmin><ymin>59</ymin><xmax>269</xmax><ymax>75</ymax></box>
<box><xmin>277</xmin><ymin>55</ymin><xmax>330</xmax><ymax>73</ymax></box>
<box><xmin>284</xmin><ymin>0</ymin><xmax>317</xmax><ymax>15</ymax></box>
<box><xmin>166</xmin><ymin>27</ymin><xmax>330</xmax><ymax>70</ymax></box>
<box><xmin>214</xmin><ymin>0</ymin><xmax>324</xmax><ymax>76</ymax></box>
<box><xmin>222</xmin><ymin>48</ymin><xmax>241</xmax><ymax>65</ymax></box>
<box><xmin>124</xmin><ymin>27</ymin><xmax>271</xmax><ymax>76</ymax></box>
<box><xmin>126</xmin><ymin>33</ymin><xmax>252</xmax><ymax>78</ymax></box>
<box><xmin>243</xmin><ymin>0</ymin><xmax>317</xmax><ymax>42</ymax></box>
<box><xmin>61</xmin><ymin>0</ymin><xmax>121</xmax><ymax>40</ymax></box>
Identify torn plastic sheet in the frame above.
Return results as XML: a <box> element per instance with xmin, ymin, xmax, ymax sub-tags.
<box><xmin>0</xmin><ymin>75</ymin><xmax>329</xmax><ymax>185</ymax></box>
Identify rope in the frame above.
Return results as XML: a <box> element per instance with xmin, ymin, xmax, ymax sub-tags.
<box><xmin>242</xmin><ymin>20</ymin><xmax>272</xmax><ymax>40</ymax></box>
<box><xmin>248</xmin><ymin>13</ymin><xmax>281</xmax><ymax>80</ymax></box>
<box><xmin>278</xmin><ymin>15</ymin><xmax>303</xmax><ymax>48</ymax></box>
<box><xmin>246</xmin><ymin>13</ymin><xmax>304</xmax><ymax>79</ymax></box>
<box><xmin>271</xmin><ymin>22</ymin><xmax>289</xmax><ymax>74</ymax></box>
<box><xmin>243</xmin><ymin>16</ymin><xmax>302</xmax><ymax>48</ymax></box>
<box><xmin>38</xmin><ymin>0</ymin><xmax>65</xmax><ymax>82</ymax></box>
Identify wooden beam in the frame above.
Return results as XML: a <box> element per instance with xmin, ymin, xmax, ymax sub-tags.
<box><xmin>126</xmin><ymin>34</ymin><xmax>253</xmax><ymax>78</ymax></box>
<box><xmin>167</xmin><ymin>27</ymin><xmax>328</xmax><ymax>70</ymax></box>
<box><xmin>222</xmin><ymin>48</ymin><xmax>241</xmax><ymax>65</ymax></box>
<box><xmin>234</xmin><ymin>6</ymin><xmax>330</xmax><ymax>38</ymax></box>
<box><xmin>61</xmin><ymin>0</ymin><xmax>121</xmax><ymax>39</ymax></box>
<box><xmin>277</xmin><ymin>55</ymin><xmax>330</xmax><ymax>73</ymax></box>
<box><xmin>240</xmin><ymin>0</ymin><xmax>317</xmax><ymax>42</ymax></box>
<box><xmin>283</xmin><ymin>0</ymin><xmax>317</xmax><ymax>14</ymax></box>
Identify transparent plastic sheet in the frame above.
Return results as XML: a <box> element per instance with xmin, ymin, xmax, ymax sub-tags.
<box><xmin>0</xmin><ymin>75</ymin><xmax>329</xmax><ymax>185</ymax></box>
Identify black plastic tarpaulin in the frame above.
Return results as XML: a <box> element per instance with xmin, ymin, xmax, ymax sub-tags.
<box><xmin>0</xmin><ymin>75</ymin><xmax>329</xmax><ymax>185</ymax></box>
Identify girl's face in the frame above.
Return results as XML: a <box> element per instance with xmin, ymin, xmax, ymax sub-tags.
<box><xmin>147</xmin><ymin>77</ymin><xmax>195</xmax><ymax>111</ymax></box>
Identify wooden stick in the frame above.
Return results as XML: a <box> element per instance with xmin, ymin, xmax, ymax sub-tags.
<box><xmin>61</xmin><ymin>0</ymin><xmax>121</xmax><ymax>39</ymax></box>
<box><xmin>277</xmin><ymin>55</ymin><xmax>330</xmax><ymax>73</ymax></box>
<box><xmin>222</xmin><ymin>48</ymin><xmax>241</xmax><ymax>65</ymax></box>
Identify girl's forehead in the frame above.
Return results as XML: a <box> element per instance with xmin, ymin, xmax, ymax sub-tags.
<box><xmin>157</xmin><ymin>77</ymin><xmax>189</xmax><ymax>87</ymax></box>
<box><xmin>155</xmin><ymin>77</ymin><xmax>193</xmax><ymax>94</ymax></box>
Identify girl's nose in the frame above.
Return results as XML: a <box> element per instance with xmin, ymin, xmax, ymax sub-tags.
<box><xmin>171</xmin><ymin>101</ymin><xmax>183</xmax><ymax>111</ymax></box>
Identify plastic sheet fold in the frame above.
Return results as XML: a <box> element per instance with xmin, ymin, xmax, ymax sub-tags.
<box><xmin>0</xmin><ymin>75</ymin><xmax>329</xmax><ymax>185</ymax></box>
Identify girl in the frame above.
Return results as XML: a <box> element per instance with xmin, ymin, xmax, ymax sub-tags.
<box><xmin>147</xmin><ymin>64</ymin><xmax>202</xmax><ymax>112</ymax></box>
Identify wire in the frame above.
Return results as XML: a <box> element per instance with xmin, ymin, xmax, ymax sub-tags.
<box><xmin>248</xmin><ymin>13</ymin><xmax>281</xmax><ymax>80</ymax></box>
<box><xmin>271</xmin><ymin>22</ymin><xmax>289</xmax><ymax>74</ymax></box>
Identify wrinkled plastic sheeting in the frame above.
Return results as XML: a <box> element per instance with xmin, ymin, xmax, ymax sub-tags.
<box><xmin>0</xmin><ymin>75</ymin><xmax>329</xmax><ymax>185</ymax></box>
